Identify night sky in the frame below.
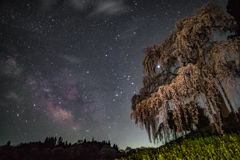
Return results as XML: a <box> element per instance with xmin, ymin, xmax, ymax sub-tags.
<box><xmin>0</xmin><ymin>0</ymin><xmax>227</xmax><ymax>149</ymax></box>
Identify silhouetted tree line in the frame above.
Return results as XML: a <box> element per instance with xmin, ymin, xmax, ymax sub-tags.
<box><xmin>0</xmin><ymin>137</ymin><xmax>121</xmax><ymax>160</ymax></box>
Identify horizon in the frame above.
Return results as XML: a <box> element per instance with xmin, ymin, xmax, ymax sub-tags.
<box><xmin>2</xmin><ymin>136</ymin><xmax>159</xmax><ymax>150</ymax></box>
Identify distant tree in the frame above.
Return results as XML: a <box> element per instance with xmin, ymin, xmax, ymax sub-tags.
<box><xmin>77</xmin><ymin>140</ymin><xmax>83</xmax><ymax>144</ymax></box>
<box><xmin>52</xmin><ymin>147</ymin><xmax>65</xmax><ymax>158</ymax></box>
<box><xmin>30</xmin><ymin>147</ymin><xmax>40</xmax><ymax>157</ymax></box>
<box><xmin>81</xmin><ymin>144</ymin><xmax>99</xmax><ymax>160</ymax></box>
<box><xmin>44</xmin><ymin>137</ymin><xmax>57</xmax><ymax>148</ymax></box>
<box><xmin>99</xmin><ymin>145</ymin><xmax>117</xmax><ymax>160</ymax></box>
<box><xmin>6</xmin><ymin>141</ymin><xmax>11</xmax><ymax>146</ymax></box>
<box><xmin>64</xmin><ymin>148</ymin><xmax>73</xmax><ymax>160</ymax></box>
<box><xmin>0</xmin><ymin>145</ymin><xmax>19</xmax><ymax>160</ymax></box>
<box><xmin>42</xmin><ymin>148</ymin><xmax>52</xmax><ymax>156</ymax></box>
<box><xmin>125</xmin><ymin>146</ymin><xmax>131</xmax><ymax>150</ymax></box>
<box><xmin>113</xmin><ymin>144</ymin><xmax>119</xmax><ymax>152</ymax></box>
<box><xmin>131</xmin><ymin>3</ymin><xmax>240</xmax><ymax>143</ymax></box>
<box><xmin>57</xmin><ymin>137</ymin><xmax>64</xmax><ymax>146</ymax></box>
<box><xmin>44</xmin><ymin>137</ymin><xmax>48</xmax><ymax>144</ymax></box>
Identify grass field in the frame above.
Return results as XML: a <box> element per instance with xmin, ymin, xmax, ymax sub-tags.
<box><xmin>117</xmin><ymin>132</ymin><xmax>240</xmax><ymax>160</ymax></box>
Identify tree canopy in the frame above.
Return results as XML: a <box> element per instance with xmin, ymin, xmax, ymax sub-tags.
<box><xmin>131</xmin><ymin>3</ymin><xmax>240</xmax><ymax>143</ymax></box>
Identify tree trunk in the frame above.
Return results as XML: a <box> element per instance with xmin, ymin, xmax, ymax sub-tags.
<box><xmin>181</xmin><ymin>128</ymin><xmax>185</xmax><ymax>139</ymax></box>
<box><xmin>218</xmin><ymin>93</ymin><xmax>230</xmax><ymax>119</ymax></box>
<box><xmin>173</xmin><ymin>126</ymin><xmax>177</xmax><ymax>140</ymax></box>
<box><xmin>216</xmin><ymin>79</ymin><xmax>234</xmax><ymax>119</ymax></box>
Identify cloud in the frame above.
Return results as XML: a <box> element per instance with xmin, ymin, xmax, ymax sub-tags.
<box><xmin>2</xmin><ymin>66</ymin><xmax>23</xmax><ymax>76</ymax></box>
<box><xmin>40</xmin><ymin>0</ymin><xmax>129</xmax><ymax>17</ymax></box>
<box><xmin>41</xmin><ymin>0</ymin><xmax>93</xmax><ymax>12</ymax></box>
<box><xmin>59</xmin><ymin>54</ymin><xmax>82</xmax><ymax>64</ymax></box>
<box><xmin>91</xmin><ymin>1</ymin><xmax>129</xmax><ymax>16</ymax></box>
<box><xmin>1</xmin><ymin>57</ymin><xmax>23</xmax><ymax>77</ymax></box>
<box><xmin>5</xmin><ymin>92</ymin><xmax>22</xmax><ymax>102</ymax></box>
<box><xmin>68</xmin><ymin>0</ymin><xmax>92</xmax><ymax>10</ymax></box>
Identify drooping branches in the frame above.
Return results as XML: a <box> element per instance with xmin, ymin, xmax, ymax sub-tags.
<box><xmin>131</xmin><ymin>3</ymin><xmax>240</xmax><ymax>144</ymax></box>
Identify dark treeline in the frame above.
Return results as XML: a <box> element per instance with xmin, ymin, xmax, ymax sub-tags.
<box><xmin>0</xmin><ymin>137</ymin><xmax>126</xmax><ymax>160</ymax></box>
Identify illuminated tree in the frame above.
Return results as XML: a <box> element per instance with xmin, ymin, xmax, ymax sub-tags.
<box><xmin>131</xmin><ymin>3</ymin><xmax>240</xmax><ymax>143</ymax></box>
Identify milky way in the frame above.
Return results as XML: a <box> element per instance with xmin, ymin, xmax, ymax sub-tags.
<box><xmin>0</xmin><ymin>0</ymin><xmax>227</xmax><ymax>149</ymax></box>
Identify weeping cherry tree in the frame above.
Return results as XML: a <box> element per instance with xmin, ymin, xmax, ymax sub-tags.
<box><xmin>131</xmin><ymin>3</ymin><xmax>240</xmax><ymax>144</ymax></box>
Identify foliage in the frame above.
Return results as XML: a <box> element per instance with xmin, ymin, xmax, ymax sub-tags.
<box><xmin>131</xmin><ymin>2</ymin><xmax>240</xmax><ymax>143</ymax></box>
<box><xmin>0</xmin><ymin>137</ymin><xmax>117</xmax><ymax>160</ymax></box>
<box><xmin>117</xmin><ymin>132</ymin><xmax>240</xmax><ymax>160</ymax></box>
<box><xmin>158</xmin><ymin>102</ymin><xmax>210</xmax><ymax>141</ymax></box>
<box><xmin>99</xmin><ymin>145</ymin><xmax>117</xmax><ymax>160</ymax></box>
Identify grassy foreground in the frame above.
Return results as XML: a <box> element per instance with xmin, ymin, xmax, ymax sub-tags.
<box><xmin>117</xmin><ymin>132</ymin><xmax>240</xmax><ymax>160</ymax></box>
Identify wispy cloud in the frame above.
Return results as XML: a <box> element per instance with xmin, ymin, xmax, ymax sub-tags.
<box><xmin>41</xmin><ymin>0</ymin><xmax>93</xmax><ymax>12</ymax></box>
<box><xmin>40</xmin><ymin>0</ymin><xmax>129</xmax><ymax>17</ymax></box>
<box><xmin>5</xmin><ymin>92</ymin><xmax>22</xmax><ymax>102</ymax></box>
<box><xmin>92</xmin><ymin>1</ymin><xmax>129</xmax><ymax>16</ymax></box>
<box><xmin>68</xmin><ymin>0</ymin><xmax>92</xmax><ymax>10</ymax></box>
<box><xmin>1</xmin><ymin>57</ymin><xmax>23</xmax><ymax>77</ymax></box>
<box><xmin>59</xmin><ymin>54</ymin><xmax>82</xmax><ymax>64</ymax></box>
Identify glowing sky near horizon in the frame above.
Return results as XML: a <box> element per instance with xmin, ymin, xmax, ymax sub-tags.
<box><xmin>0</xmin><ymin>0</ymin><xmax>227</xmax><ymax>149</ymax></box>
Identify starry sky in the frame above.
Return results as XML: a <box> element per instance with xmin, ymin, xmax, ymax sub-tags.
<box><xmin>0</xmin><ymin>0</ymin><xmax>227</xmax><ymax>149</ymax></box>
